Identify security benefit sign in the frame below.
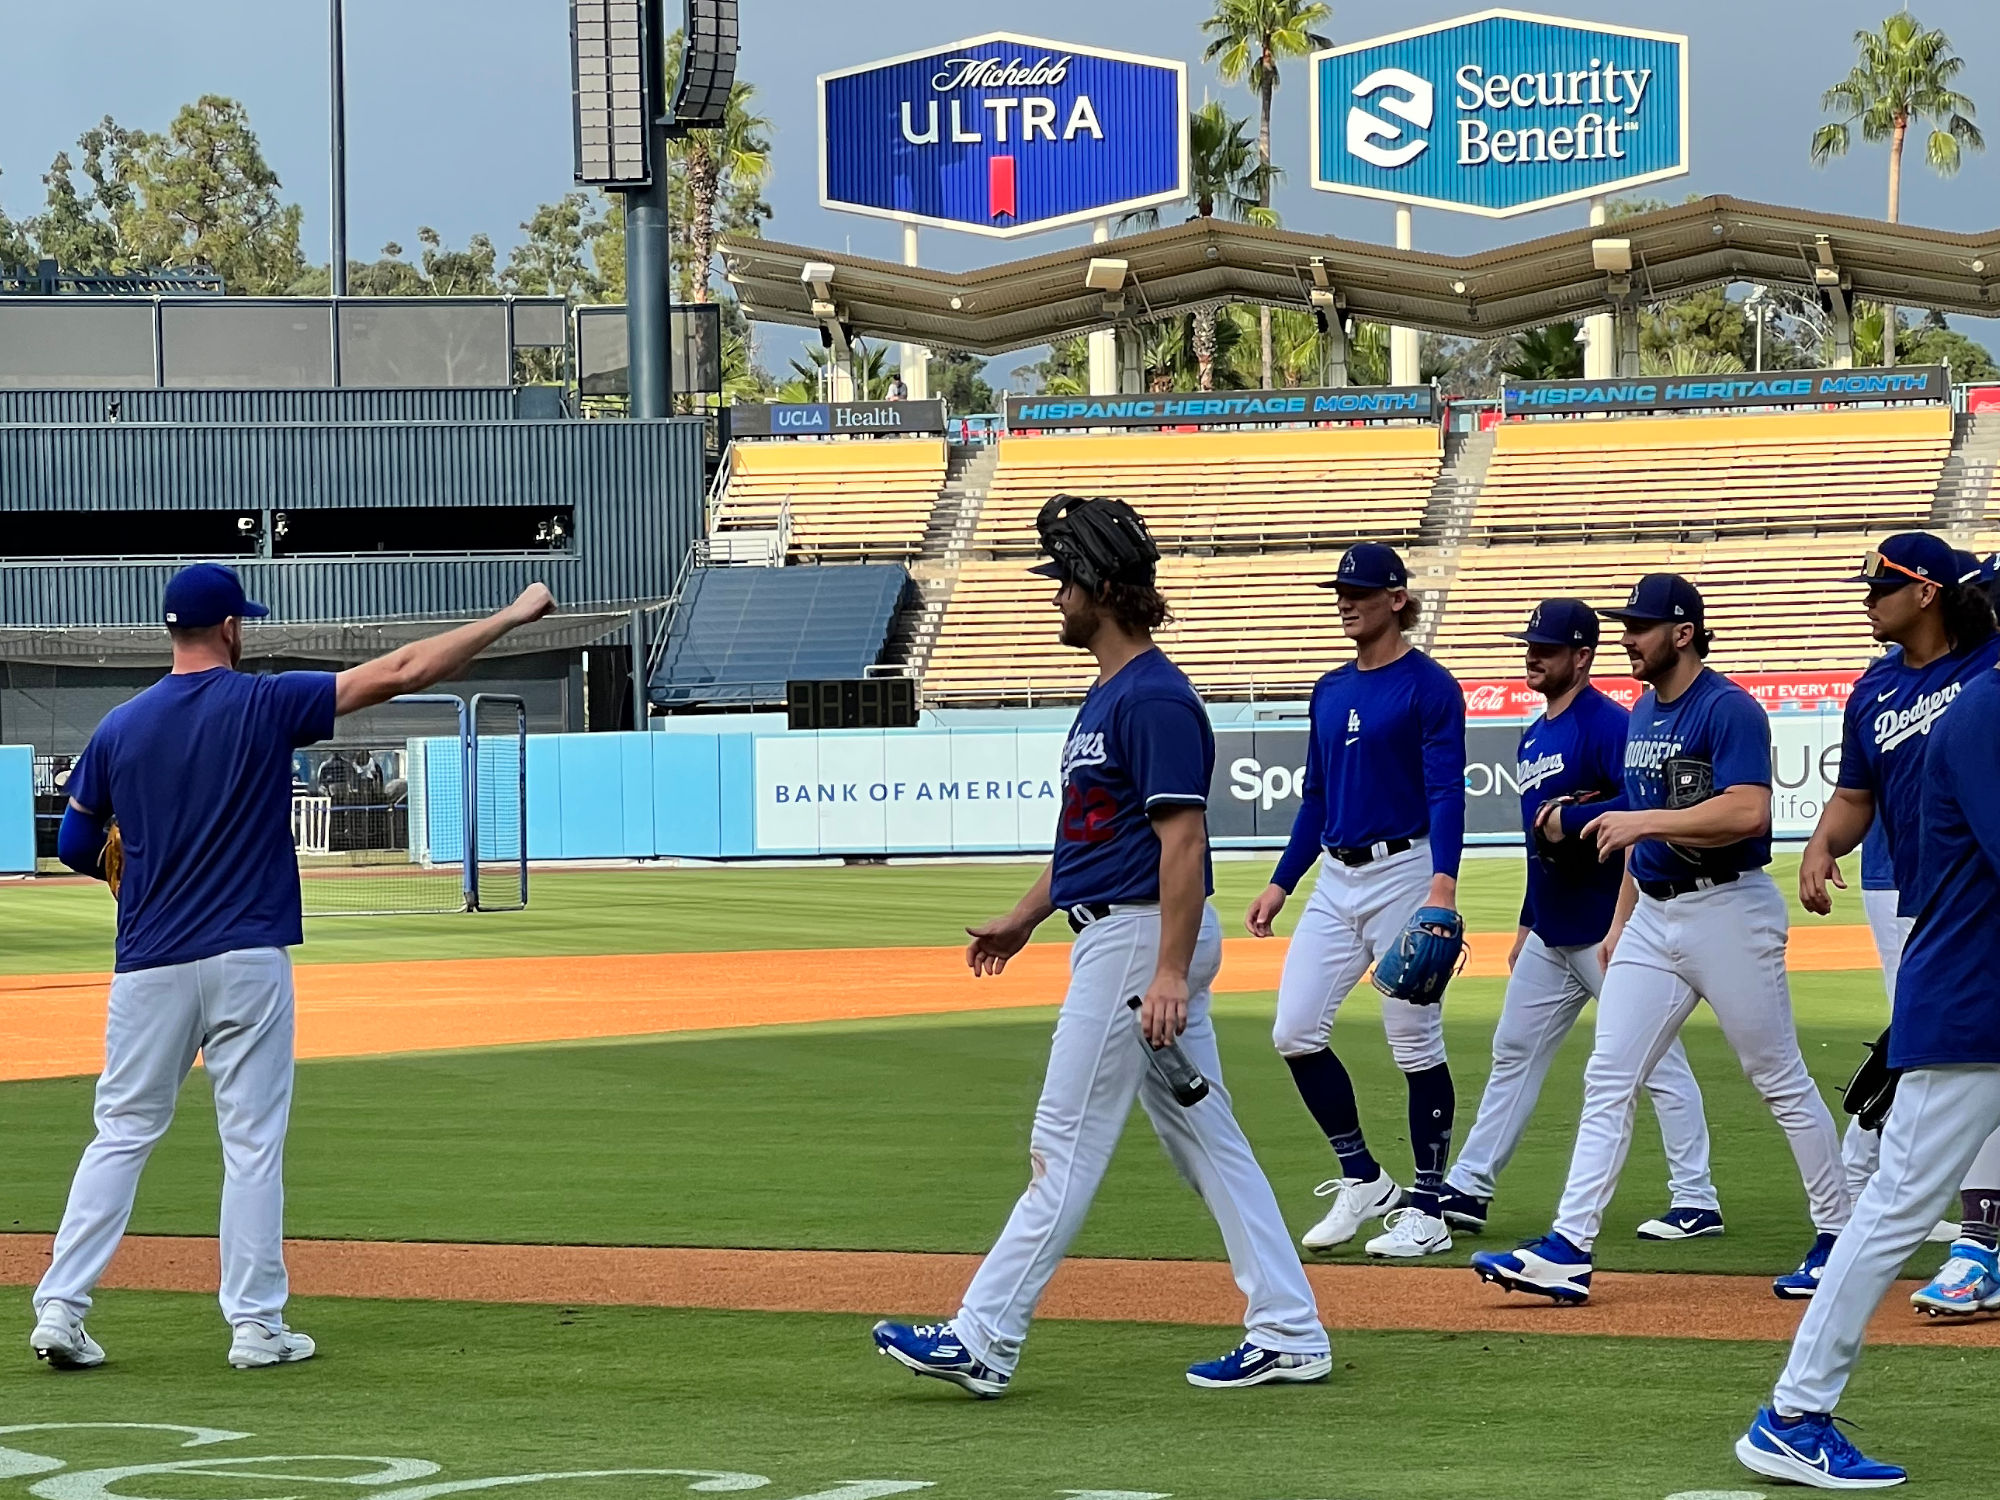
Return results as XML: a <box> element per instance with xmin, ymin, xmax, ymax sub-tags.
<box><xmin>1312</xmin><ymin>10</ymin><xmax>1688</xmax><ymax>218</ymax></box>
<box><xmin>819</xmin><ymin>33</ymin><xmax>1187</xmax><ymax>237</ymax></box>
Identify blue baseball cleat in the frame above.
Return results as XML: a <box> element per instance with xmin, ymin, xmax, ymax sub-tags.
<box><xmin>1909</xmin><ymin>1240</ymin><xmax>2000</xmax><ymax>1317</ymax></box>
<box><xmin>1185</xmin><ymin>1340</ymin><xmax>1332</xmax><ymax>1389</ymax></box>
<box><xmin>870</xmin><ymin>1320</ymin><xmax>1009</xmax><ymax>1398</ymax></box>
<box><xmin>1636</xmin><ymin>1206</ymin><xmax>1726</xmax><ymax>1241</ymax></box>
<box><xmin>1435</xmin><ymin>1186</ymin><xmax>1491</xmax><ymax>1234</ymax></box>
<box><xmin>1774</xmin><ymin>1231</ymin><xmax>1838</xmax><ymax>1299</ymax></box>
<box><xmin>1470</xmin><ymin>1231</ymin><xmax>1593</xmax><ymax>1304</ymax></box>
<box><xmin>1736</xmin><ymin>1406</ymin><xmax>1906</xmax><ymax>1489</ymax></box>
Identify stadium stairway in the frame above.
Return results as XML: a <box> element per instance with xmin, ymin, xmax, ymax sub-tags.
<box><xmin>883</xmin><ymin>444</ymin><xmax>1000</xmax><ymax>682</ymax></box>
<box><xmin>1935</xmin><ymin>411</ymin><xmax>2000</xmax><ymax>535</ymax></box>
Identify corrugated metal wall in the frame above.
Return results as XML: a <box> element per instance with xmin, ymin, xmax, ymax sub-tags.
<box><xmin>0</xmin><ymin>388</ymin><xmax>526</xmax><ymax>424</ymax></box>
<box><xmin>0</xmin><ymin>418</ymin><xmax>705</xmax><ymax>625</ymax></box>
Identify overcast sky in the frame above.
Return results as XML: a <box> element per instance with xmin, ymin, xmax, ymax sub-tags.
<box><xmin>4</xmin><ymin>1</ymin><xmax>1999</xmax><ymax>356</ymax></box>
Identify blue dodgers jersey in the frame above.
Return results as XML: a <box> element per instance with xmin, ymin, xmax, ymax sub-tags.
<box><xmin>1621</xmin><ymin>668</ymin><xmax>1773</xmax><ymax>884</ymax></box>
<box><xmin>1893</xmin><ymin>670</ymin><xmax>2000</xmax><ymax>1068</ymax></box>
<box><xmin>1270</xmin><ymin>649</ymin><xmax>1467</xmax><ymax>891</ymax></box>
<box><xmin>1837</xmin><ymin>637</ymin><xmax>2000</xmax><ymax>908</ymax></box>
<box><xmin>1048</xmin><ymin>648</ymin><xmax>1215</xmax><ymax>909</ymax></box>
<box><xmin>1516</xmin><ymin>685</ymin><xmax>1629</xmax><ymax>948</ymax></box>
<box><xmin>1859</xmin><ymin>821</ymin><xmax>1894</xmax><ymax>892</ymax></box>
<box><xmin>68</xmin><ymin>668</ymin><xmax>338</xmax><ymax>972</ymax></box>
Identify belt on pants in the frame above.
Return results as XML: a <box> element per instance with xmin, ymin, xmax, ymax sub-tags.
<box><xmin>1325</xmin><ymin>838</ymin><xmax>1413</xmax><ymax>868</ymax></box>
<box><xmin>1066</xmin><ymin>901</ymin><xmax>1158</xmax><ymax>933</ymax></box>
<box><xmin>1638</xmin><ymin>869</ymin><xmax>1741</xmax><ymax>901</ymax></box>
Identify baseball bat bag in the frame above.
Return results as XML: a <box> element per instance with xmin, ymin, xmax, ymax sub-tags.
<box><xmin>1126</xmin><ymin>997</ymin><xmax>1210</xmax><ymax>1107</ymax></box>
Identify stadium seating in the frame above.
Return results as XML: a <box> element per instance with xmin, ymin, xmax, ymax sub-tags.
<box><xmin>1475</xmin><ymin>408</ymin><xmax>1951</xmax><ymax>541</ymax></box>
<box><xmin>923</xmin><ymin>554</ymin><xmax>1373</xmax><ymax>701</ymax></box>
<box><xmin>1430</xmin><ymin>535</ymin><xmax>1881</xmax><ymax>677</ymax></box>
<box><xmin>712</xmin><ymin>439</ymin><xmax>948</xmax><ymax>561</ymax></box>
<box><xmin>651</xmin><ymin>563</ymin><xmax>911</xmax><ymax>707</ymax></box>
<box><xmin>974</xmin><ymin>428</ymin><xmax>1440</xmax><ymax>553</ymax></box>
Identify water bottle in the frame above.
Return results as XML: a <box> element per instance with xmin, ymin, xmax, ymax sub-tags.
<box><xmin>1126</xmin><ymin>997</ymin><xmax>1210</xmax><ymax>1107</ymax></box>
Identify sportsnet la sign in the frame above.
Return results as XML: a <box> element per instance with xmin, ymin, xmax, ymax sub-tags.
<box><xmin>1311</xmin><ymin>10</ymin><xmax>1688</xmax><ymax>218</ymax></box>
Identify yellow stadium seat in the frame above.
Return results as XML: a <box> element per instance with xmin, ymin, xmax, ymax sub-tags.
<box><xmin>713</xmin><ymin>437</ymin><xmax>949</xmax><ymax>561</ymax></box>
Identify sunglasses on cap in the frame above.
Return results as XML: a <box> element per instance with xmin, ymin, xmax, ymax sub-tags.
<box><xmin>1856</xmin><ymin>551</ymin><xmax>1937</xmax><ymax>589</ymax></box>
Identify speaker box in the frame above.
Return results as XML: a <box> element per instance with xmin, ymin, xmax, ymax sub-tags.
<box><xmin>670</xmin><ymin>0</ymin><xmax>738</xmax><ymax>131</ymax></box>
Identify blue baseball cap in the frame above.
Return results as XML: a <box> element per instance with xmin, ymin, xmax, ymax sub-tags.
<box><xmin>1849</xmin><ymin>532</ymin><xmax>1958</xmax><ymax>591</ymax></box>
<box><xmin>162</xmin><ymin>563</ymin><xmax>268</xmax><ymax>628</ymax></box>
<box><xmin>1318</xmin><ymin>542</ymin><xmax>1408</xmax><ymax>591</ymax></box>
<box><xmin>1506</xmin><ymin>598</ymin><xmax>1599</xmax><ymax>648</ymax></box>
<box><xmin>1953</xmin><ymin>549</ymin><xmax>1984</xmax><ymax>584</ymax></box>
<box><xmin>1599</xmin><ymin>573</ymin><xmax>1705</xmax><ymax>629</ymax></box>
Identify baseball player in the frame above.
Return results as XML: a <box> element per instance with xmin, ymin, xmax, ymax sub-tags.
<box><xmin>871</xmin><ymin>496</ymin><xmax>1328</xmax><ymax>1396</ymax></box>
<box><xmin>1437</xmin><ymin>600</ymin><xmax>1722</xmax><ymax>1240</ymax></box>
<box><xmin>1797</xmin><ymin>534</ymin><xmax>2000</xmax><ymax>1316</ymax></box>
<box><xmin>1245</xmin><ymin>542</ymin><xmax>1468</xmax><ymax>1260</ymax></box>
<box><xmin>30</xmin><ymin>565</ymin><xmax>556</xmax><ymax>1370</ymax></box>
<box><xmin>1737</xmin><ymin>652</ymin><xmax>2000</xmax><ymax>1489</ymax></box>
<box><xmin>1471</xmin><ymin>574</ymin><xmax>1850</xmax><ymax>1304</ymax></box>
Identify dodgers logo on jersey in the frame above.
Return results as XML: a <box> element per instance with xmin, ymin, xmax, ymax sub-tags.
<box><xmin>1516</xmin><ymin>750</ymin><xmax>1566</xmax><ymax>793</ymax></box>
<box><xmin>1872</xmin><ymin>682</ymin><xmax>1964</xmax><ymax>752</ymax></box>
<box><xmin>1060</xmin><ymin>729</ymin><xmax>1107</xmax><ymax>785</ymax></box>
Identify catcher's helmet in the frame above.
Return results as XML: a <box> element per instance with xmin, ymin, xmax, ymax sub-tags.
<box><xmin>1028</xmin><ymin>494</ymin><xmax>1159</xmax><ymax>592</ymax></box>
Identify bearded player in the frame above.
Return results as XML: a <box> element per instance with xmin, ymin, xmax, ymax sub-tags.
<box><xmin>31</xmin><ymin>566</ymin><xmax>555</xmax><ymax>1371</ymax></box>
<box><xmin>870</xmin><ymin>496</ymin><xmax>1328</xmax><ymax>1396</ymax></box>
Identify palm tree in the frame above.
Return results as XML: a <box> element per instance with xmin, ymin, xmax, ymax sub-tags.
<box><xmin>1811</xmin><ymin>12</ymin><xmax>1982</xmax><ymax>363</ymax></box>
<box><xmin>780</xmin><ymin>341</ymin><xmax>893</xmax><ymax>401</ymax></box>
<box><xmin>1122</xmin><ymin>102</ymin><xmax>1275</xmax><ymax>389</ymax></box>
<box><xmin>678</xmin><ymin>80</ymin><xmax>773</xmax><ymax>303</ymax></box>
<box><xmin>1201</xmin><ymin>0</ymin><xmax>1332</xmax><ymax>386</ymax></box>
<box><xmin>1502</xmin><ymin>322</ymin><xmax>1585</xmax><ymax>382</ymax></box>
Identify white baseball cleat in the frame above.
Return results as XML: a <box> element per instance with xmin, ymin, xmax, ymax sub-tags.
<box><xmin>229</xmin><ymin>1322</ymin><xmax>316</xmax><ymax>1369</ymax></box>
<box><xmin>1365</xmin><ymin>1206</ymin><xmax>1454</xmax><ymax>1258</ymax></box>
<box><xmin>1928</xmin><ymin>1220</ymin><xmax>1962</xmax><ymax>1244</ymax></box>
<box><xmin>30</xmin><ymin>1304</ymin><xmax>105</xmax><ymax>1370</ymax></box>
<box><xmin>1301</xmin><ymin>1171</ymin><xmax>1406</xmax><ymax>1252</ymax></box>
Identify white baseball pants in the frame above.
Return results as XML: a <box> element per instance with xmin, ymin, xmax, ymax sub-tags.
<box><xmin>1775</xmin><ymin>1064</ymin><xmax>2000</xmax><ymax>1415</ymax></box>
<box><xmin>36</xmin><ymin>947</ymin><xmax>296</xmax><ymax>1329</ymax></box>
<box><xmin>1552</xmin><ymin>874</ymin><xmax>1849</xmax><ymax>1252</ymax></box>
<box><xmin>1271</xmin><ymin>843</ymin><xmax>1445</xmax><ymax>1071</ymax></box>
<box><xmin>1447</xmin><ymin>932</ymin><xmax>1718</xmax><ymax>1210</ymax></box>
<box><xmin>956</xmin><ymin>904</ymin><xmax>1327</xmax><ymax>1375</ymax></box>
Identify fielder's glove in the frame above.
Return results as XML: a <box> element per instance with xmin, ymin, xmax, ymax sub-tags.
<box><xmin>102</xmin><ymin>819</ymin><xmax>124</xmax><ymax>901</ymax></box>
<box><xmin>1372</xmin><ymin>906</ymin><xmax>1467</xmax><ymax>1007</ymax></box>
<box><xmin>1533</xmin><ymin>791</ymin><xmax>1605</xmax><ymax>877</ymax></box>
<box><xmin>1842</xmin><ymin>1026</ymin><xmax>1899</xmax><ymax>1134</ymax></box>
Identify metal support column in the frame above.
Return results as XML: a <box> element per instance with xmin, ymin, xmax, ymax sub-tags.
<box><xmin>623</xmin><ymin>0</ymin><xmax>673</xmax><ymax>418</ymax></box>
<box><xmin>1390</xmin><ymin>204</ymin><xmax>1420</xmax><ymax>385</ymax></box>
<box><xmin>899</xmin><ymin>222</ymin><xmax>929</xmax><ymax>400</ymax></box>
<box><xmin>1584</xmin><ymin>196</ymin><xmax>1614</xmax><ymax>380</ymax></box>
<box><xmin>329</xmin><ymin>0</ymin><xmax>349</xmax><ymax>298</ymax></box>
<box><xmin>1087</xmin><ymin>217</ymin><xmax>1119</xmax><ymax>396</ymax></box>
<box><xmin>629</xmin><ymin>606</ymin><xmax>649</xmax><ymax>730</ymax></box>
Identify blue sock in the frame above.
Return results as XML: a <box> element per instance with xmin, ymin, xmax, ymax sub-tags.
<box><xmin>1406</xmin><ymin>1063</ymin><xmax>1455</xmax><ymax>1213</ymax></box>
<box><xmin>1284</xmin><ymin>1049</ymin><xmax>1380</xmax><ymax>1181</ymax></box>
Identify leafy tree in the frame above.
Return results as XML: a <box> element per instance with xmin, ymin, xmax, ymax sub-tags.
<box><xmin>1009</xmin><ymin>337</ymin><xmax>1090</xmax><ymax>396</ymax></box>
<box><xmin>926</xmin><ymin>350</ymin><xmax>995</xmax><ymax>412</ymax></box>
<box><xmin>502</xmin><ymin>191</ymin><xmax>611</xmax><ymax>302</ymax></box>
<box><xmin>1201</xmin><ymin>0</ymin><xmax>1331</xmax><ymax>385</ymax></box>
<box><xmin>658</xmin><ymin>32</ymin><xmax>773</xmax><ymax>303</ymax></box>
<box><xmin>23</xmin><ymin>100</ymin><xmax>304</xmax><ymax>292</ymax></box>
<box><xmin>1813</xmin><ymin>12</ymin><xmax>1982</xmax><ymax>359</ymax></box>
<box><xmin>1119</xmin><ymin>102</ymin><xmax>1274</xmax><ymax>390</ymax></box>
<box><xmin>0</xmin><ymin>168</ymin><xmax>32</xmax><ymax>266</ymax></box>
<box><xmin>1502</xmin><ymin>322</ymin><xmax>1585</xmax><ymax>381</ymax></box>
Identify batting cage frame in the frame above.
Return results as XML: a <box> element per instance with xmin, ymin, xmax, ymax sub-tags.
<box><xmin>294</xmin><ymin>692</ymin><xmax>530</xmax><ymax>918</ymax></box>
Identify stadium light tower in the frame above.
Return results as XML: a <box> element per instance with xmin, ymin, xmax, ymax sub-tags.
<box><xmin>330</xmin><ymin>0</ymin><xmax>349</xmax><ymax>299</ymax></box>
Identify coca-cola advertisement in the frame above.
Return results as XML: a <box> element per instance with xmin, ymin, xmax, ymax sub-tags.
<box><xmin>1461</xmin><ymin>671</ymin><xmax>1856</xmax><ymax>719</ymax></box>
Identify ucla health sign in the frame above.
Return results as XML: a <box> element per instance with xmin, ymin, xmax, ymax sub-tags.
<box><xmin>819</xmin><ymin>33</ymin><xmax>1187</xmax><ymax>237</ymax></box>
<box><xmin>1312</xmin><ymin>10</ymin><xmax>1688</xmax><ymax>217</ymax></box>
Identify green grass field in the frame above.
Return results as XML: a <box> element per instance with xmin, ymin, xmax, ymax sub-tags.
<box><xmin>3</xmin><ymin>856</ymin><xmax>1965</xmax><ymax>1500</ymax></box>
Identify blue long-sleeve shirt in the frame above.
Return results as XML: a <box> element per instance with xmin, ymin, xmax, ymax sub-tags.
<box><xmin>1893</xmin><ymin>667</ymin><xmax>2000</xmax><ymax>1069</ymax></box>
<box><xmin>1516</xmin><ymin>684</ymin><xmax>1630</xmax><ymax>948</ymax></box>
<box><xmin>1272</xmin><ymin>649</ymin><xmax>1467</xmax><ymax>891</ymax></box>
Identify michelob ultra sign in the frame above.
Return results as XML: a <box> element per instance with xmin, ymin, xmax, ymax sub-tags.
<box><xmin>1311</xmin><ymin>9</ymin><xmax>1688</xmax><ymax>217</ymax></box>
<box><xmin>819</xmin><ymin>33</ymin><xmax>1187</xmax><ymax>237</ymax></box>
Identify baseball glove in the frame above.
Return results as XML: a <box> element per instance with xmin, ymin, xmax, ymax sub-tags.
<box><xmin>1533</xmin><ymin>790</ymin><xmax>1605</xmax><ymax>877</ymax></box>
<box><xmin>102</xmin><ymin>819</ymin><xmax>124</xmax><ymax>900</ymax></box>
<box><xmin>1843</xmin><ymin>1026</ymin><xmax>1899</xmax><ymax>1134</ymax></box>
<box><xmin>1372</xmin><ymin>906</ymin><xmax>1467</xmax><ymax>1007</ymax></box>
